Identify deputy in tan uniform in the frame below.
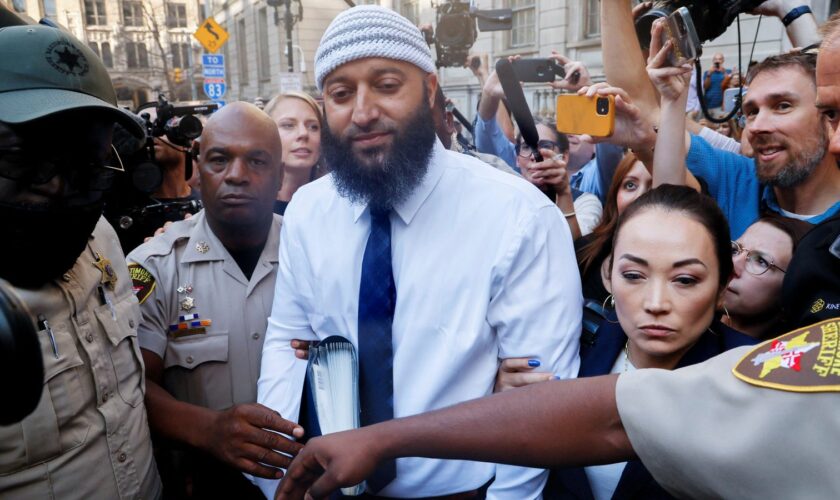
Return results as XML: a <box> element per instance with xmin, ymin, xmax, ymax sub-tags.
<box><xmin>127</xmin><ymin>102</ymin><xmax>303</xmax><ymax>499</ymax></box>
<box><xmin>0</xmin><ymin>25</ymin><xmax>160</xmax><ymax>498</ymax></box>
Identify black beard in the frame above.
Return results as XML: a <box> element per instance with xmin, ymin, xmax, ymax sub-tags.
<box><xmin>321</xmin><ymin>96</ymin><xmax>436</xmax><ymax>211</ymax></box>
<box><xmin>0</xmin><ymin>201</ymin><xmax>103</xmax><ymax>289</ymax></box>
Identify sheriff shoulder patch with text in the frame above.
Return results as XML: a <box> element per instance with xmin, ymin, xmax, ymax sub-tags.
<box><xmin>128</xmin><ymin>263</ymin><xmax>156</xmax><ymax>305</ymax></box>
<box><xmin>733</xmin><ymin>317</ymin><xmax>840</xmax><ymax>392</ymax></box>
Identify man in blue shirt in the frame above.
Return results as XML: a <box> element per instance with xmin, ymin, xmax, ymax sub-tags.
<box><xmin>702</xmin><ymin>53</ymin><xmax>730</xmax><ymax>111</ymax></box>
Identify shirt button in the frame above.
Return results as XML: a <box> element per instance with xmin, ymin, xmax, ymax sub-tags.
<box><xmin>252</xmin><ymin>332</ymin><xmax>260</xmax><ymax>340</ymax></box>
<box><xmin>118</xmin><ymin>452</ymin><xmax>127</xmax><ymax>462</ymax></box>
<box><xmin>62</xmin><ymin>273</ymin><xmax>71</xmax><ymax>282</ymax></box>
<box><xmin>129</xmin><ymin>319</ymin><xmax>135</xmax><ymax>328</ymax></box>
<box><xmin>86</xmin><ymin>333</ymin><xmax>94</xmax><ymax>343</ymax></box>
<box><xmin>186</xmin><ymin>355</ymin><xmax>194</xmax><ymax>364</ymax></box>
<box><xmin>102</xmin><ymin>392</ymin><xmax>109</xmax><ymax>402</ymax></box>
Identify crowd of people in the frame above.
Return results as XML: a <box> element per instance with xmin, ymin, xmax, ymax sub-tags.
<box><xmin>1</xmin><ymin>0</ymin><xmax>839</xmax><ymax>499</ymax></box>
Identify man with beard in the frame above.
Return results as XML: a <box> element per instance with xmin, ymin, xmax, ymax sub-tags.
<box><xmin>256</xmin><ymin>6</ymin><xmax>583</xmax><ymax>499</ymax></box>
<box><xmin>0</xmin><ymin>25</ymin><xmax>161</xmax><ymax>497</ymax></box>
<box><xmin>680</xmin><ymin>50</ymin><xmax>840</xmax><ymax>238</ymax></box>
<box><xmin>126</xmin><ymin>102</ymin><xmax>303</xmax><ymax>499</ymax></box>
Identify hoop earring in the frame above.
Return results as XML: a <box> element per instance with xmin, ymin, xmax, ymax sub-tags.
<box><xmin>602</xmin><ymin>294</ymin><xmax>620</xmax><ymax>324</ymax></box>
<box><xmin>723</xmin><ymin>304</ymin><xmax>731</xmax><ymax>321</ymax></box>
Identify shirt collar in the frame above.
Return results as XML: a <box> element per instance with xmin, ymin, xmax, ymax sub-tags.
<box><xmin>181</xmin><ymin>211</ymin><xmax>281</xmax><ymax>264</ymax></box>
<box><xmin>352</xmin><ymin>138</ymin><xmax>447</xmax><ymax>224</ymax></box>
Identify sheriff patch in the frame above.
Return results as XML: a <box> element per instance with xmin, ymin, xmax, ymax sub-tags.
<box><xmin>733</xmin><ymin>317</ymin><xmax>840</xmax><ymax>392</ymax></box>
<box><xmin>128</xmin><ymin>263</ymin><xmax>156</xmax><ymax>305</ymax></box>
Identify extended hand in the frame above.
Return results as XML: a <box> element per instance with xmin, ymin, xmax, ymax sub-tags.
<box><xmin>494</xmin><ymin>358</ymin><xmax>553</xmax><ymax>393</ymax></box>
<box><xmin>275</xmin><ymin>429</ymin><xmax>382</xmax><ymax>500</ymax></box>
<box><xmin>527</xmin><ymin>149</ymin><xmax>571</xmax><ymax>193</ymax></box>
<box><xmin>207</xmin><ymin>403</ymin><xmax>305</xmax><ymax>479</ymax></box>
<box><xmin>646</xmin><ymin>20</ymin><xmax>693</xmax><ymax>102</ymax></box>
<box><xmin>577</xmin><ymin>83</ymin><xmax>656</xmax><ymax>151</ymax></box>
<box><xmin>548</xmin><ymin>52</ymin><xmax>592</xmax><ymax>92</ymax></box>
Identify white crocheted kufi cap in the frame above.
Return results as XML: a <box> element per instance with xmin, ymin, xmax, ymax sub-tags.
<box><xmin>314</xmin><ymin>5</ymin><xmax>435</xmax><ymax>91</ymax></box>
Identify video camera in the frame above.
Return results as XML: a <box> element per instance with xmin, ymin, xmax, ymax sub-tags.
<box><xmin>635</xmin><ymin>0</ymin><xmax>766</xmax><ymax>49</ymax></box>
<box><xmin>104</xmin><ymin>95</ymin><xmax>217</xmax><ymax>252</ymax></box>
<box><xmin>426</xmin><ymin>0</ymin><xmax>513</xmax><ymax>68</ymax></box>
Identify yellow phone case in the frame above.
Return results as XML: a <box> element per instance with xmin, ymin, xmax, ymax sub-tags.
<box><xmin>555</xmin><ymin>94</ymin><xmax>615</xmax><ymax>137</ymax></box>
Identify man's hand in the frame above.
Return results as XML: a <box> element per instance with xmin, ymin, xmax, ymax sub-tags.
<box><xmin>646</xmin><ymin>20</ymin><xmax>693</xmax><ymax>102</ymax></box>
<box><xmin>577</xmin><ymin>83</ymin><xmax>657</xmax><ymax>151</ymax></box>
<box><xmin>632</xmin><ymin>1</ymin><xmax>653</xmax><ymax>21</ymax></box>
<box><xmin>548</xmin><ymin>52</ymin><xmax>592</xmax><ymax>92</ymax></box>
<box><xmin>206</xmin><ymin>403</ymin><xmax>305</xmax><ymax>479</ymax></box>
<box><xmin>494</xmin><ymin>358</ymin><xmax>553</xmax><ymax>393</ymax></box>
<box><xmin>143</xmin><ymin>212</ymin><xmax>193</xmax><ymax>243</ymax></box>
<box><xmin>275</xmin><ymin>429</ymin><xmax>383</xmax><ymax>500</ymax></box>
<box><xmin>291</xmin><ymin>339</ymin><xmax>312</xmax><ymax>360</ymax></box>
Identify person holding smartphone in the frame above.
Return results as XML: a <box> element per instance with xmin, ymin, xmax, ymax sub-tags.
<box><xmin>702</xmin><ymin>53</ymin><xmax>731</xmax><ymax>114</ymax></box>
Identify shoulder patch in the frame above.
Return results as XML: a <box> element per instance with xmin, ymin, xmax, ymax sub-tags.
<box><xmin>732</xmin><ymin>317</ymin><xmax>840</xmax><ymax>392</ymax></box>
<box><xmin>127</xmin><ymin>263</ymin><xmax>156</xmax><ymax>305</ymax></box>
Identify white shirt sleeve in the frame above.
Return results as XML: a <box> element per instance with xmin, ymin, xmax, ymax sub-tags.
<box><xmin>572</xmin><ymin>192</ymin><xmax>603</xmax><ymax>237</ymax></box>
<box><xmin>698</xmin><ymin>126</ymin><xmax>741</xmax><ymax>155</ymax></box>
<box><xmin>486</xmin><ymin>205</ymin><xmax>583</xmax><ymax>500</ymax></box>
<box><xmin>254</xmin><ymin>216</ymin><xmax>318</xmax><ymax>499</ymax></box>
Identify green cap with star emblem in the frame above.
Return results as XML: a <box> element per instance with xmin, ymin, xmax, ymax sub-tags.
<box><xmin>0</xmin><ymin>24</ymin><xmax>144</xmax><ymax>138</ymax></box>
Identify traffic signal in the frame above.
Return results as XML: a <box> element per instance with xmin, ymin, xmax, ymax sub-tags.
<box><xmin>173</xmin><ymin>67</ymin><xmax>183</xmax><ymax>84</ymax></box>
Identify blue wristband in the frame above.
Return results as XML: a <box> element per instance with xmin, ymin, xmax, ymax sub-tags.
<box><xmin>782</xmin><ymin>6</ymin><xmax>812</xmax><ymax>27</ymax></box>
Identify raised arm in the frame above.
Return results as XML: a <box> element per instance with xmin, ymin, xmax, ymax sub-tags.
<box><xmin>276</xmin><ymin>375</ymin><xmax>631</xmax><ymax>500</ymax></box>
<box><xmin>752</xmin><ymin>0</ymin><xmax>821</xmax><ymax>49</ymax></box>
<box><xmin>647</xmin><ymin>20</ymin><xmax>693</xmax><ymax>187</ymax></box>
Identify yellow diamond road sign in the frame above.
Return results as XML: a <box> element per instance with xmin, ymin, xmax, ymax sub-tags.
<box><xmin>193</xmin><ymin>17</ymin><xmax>229</xmax><ymax>53</ymax></box>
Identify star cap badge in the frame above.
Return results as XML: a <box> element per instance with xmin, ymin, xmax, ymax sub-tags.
<box><xmin>45</xmin><ymin>41</ymin><xmax>89</xmax><ymax>76</ymax></box>
<box><xmin>93</xmin><ymin>253</ymin><xmax>118</xmax><ymax>289</ymax></box>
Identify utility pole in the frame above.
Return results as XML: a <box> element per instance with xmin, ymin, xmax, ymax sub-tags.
<box><xmin>268</xmin><ymin>0</ymin><xmax>301</xmax><ymax>72</ymax></box>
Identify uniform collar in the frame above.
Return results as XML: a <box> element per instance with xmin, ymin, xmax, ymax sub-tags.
<box><xmin>352</xmin><ymin>138</ymin><xmax>447</xmax><ymax>225</ymax></box>
<box><xmin>181</xmin><ymin>210</ymin><xmax>281</xmax><ymax>265</ymax></box>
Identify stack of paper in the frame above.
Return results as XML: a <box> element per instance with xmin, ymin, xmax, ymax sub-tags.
<box><xmin>307</xmin><ymin>336</ymin><xmax>365</xmax><ymax>496</ymax></box>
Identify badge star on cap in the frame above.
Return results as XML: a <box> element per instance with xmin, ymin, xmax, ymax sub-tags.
<box><xmin>196</xmin><ymin>241</ymin><xmax>210</xmax><ymax>254</ymax></box>
<box><xmin>93</xmin><ymin>253</ymin><xmax>118</xmax><ymax>289</ymax></box>
<box><xmin>55</xmin><ymin>46</ymin><xmax>81</xmax><ymax>72</ymax></box>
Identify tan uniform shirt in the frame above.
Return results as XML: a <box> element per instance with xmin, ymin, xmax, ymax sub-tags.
<box><xmin>616</xmin><ymin>319</ymin><xmax>840</xmax><ymax>499</ymax></box>
<box><xmin>0</xmin><ymin>217</ymin><xmax>161</xmax><ymax>499</ymax></box>
<box><xmin>127</xmin><ymin>210</ymin><xmax>281</xmax><ymax>410</ymax></box>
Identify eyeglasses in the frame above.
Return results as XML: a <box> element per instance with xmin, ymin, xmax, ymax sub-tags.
<box><xmin>0</xmin><ymin>144</ymin><xmax>124</xmax><ymax>192</ymax></box>
<box><xmin>731</xmin><ymin>241</ymin><xmax>786</xmax><ymax>275</ymax></box>
<box><xmin>516</xmin><ymin>140</ymin><xmax>562</xmax><ymax>158</ymax></box>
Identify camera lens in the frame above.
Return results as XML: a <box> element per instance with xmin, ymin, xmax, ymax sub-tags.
<box><xmin>596</xmin><ymin>97</ymin><xmax>609</xmax><ymax>116</ymax></box>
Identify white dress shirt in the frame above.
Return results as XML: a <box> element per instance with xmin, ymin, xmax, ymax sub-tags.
<box><xmin>257</xmin><ymin>139</ymin><xmax>583</xmax><ymax>499</ymax></box>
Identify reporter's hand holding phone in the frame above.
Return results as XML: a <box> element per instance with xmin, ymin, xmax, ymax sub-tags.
<box><xmin>646</xmin><ymin>19</ymin><xmax>693</xmax><ymax>103</ymax></box>
<box><xmin>575</xmin><ymin>83</ymin><xmax>656</xmax><ymax>153</ymax></box>
<box><xmin>548</xmin><ymin>52</ymin><xmax>592</xmax><ymax>92</ymax></box>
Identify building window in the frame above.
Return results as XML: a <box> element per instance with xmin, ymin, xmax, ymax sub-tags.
<box><xmin>257</xmin><ymin>7</ymin><xmax>271</xmax><ymax>79</ymax></box>
<box><xmin>40</xmin><ymin>0</ymin><xmax>57</xmax><ymax>18</ymax></box>
<box><xmin>585</xmin><ymin>0</ymin><xmax>600</xmax><ymax>38</ymax></box>
<box><xmin>123</xmin><ymin>0</ymin><xmax>144</xmax><ymax>27</ymax></box>
<box><xmin>396</xmin><ymin>0</ymin><xmax>418</xmax><ymax>25</ymax></box>
<box><xmin>126</xmin><ymin>41</ymin><xmax>149</xmax><ymax>68</ymax></box>
<box><xmin>12</xmin><ymin>0</ymin><xmax>26</xmax><ymax>13</ymax></box>
<box><xmin>89</xmin><ymin>41</ymin><xmax>114</xmax><ymax>67</ymax></box>
<box><xmin>171</xmin><ymin>42</ymin><xmax>190</xmax><ymax>69</ymax></box>
<box><xmin>102</xmin><ymin>42</ymin><xmax>113</xmax><ymax>68</ymax></box>
<box><xmin>84</xmin><ymin>0</ymin><xmax>107</xmax><ymax>25</ymax></box>
<box><xmin>508</xmin><ymin>0</ymin><xmax>535</xmax><ymax>48</ymax></box>
<box><xmin>237</xmin><ymin>17</ymin><xmax>249</xmax><ymax>86</ymax></box>
<box><xmin>167</xmin><ymin>3</ymin><xmax>188</xmax><ymax>28</ymax></box>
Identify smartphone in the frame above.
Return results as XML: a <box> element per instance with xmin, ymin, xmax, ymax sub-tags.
<box><xmin>511</xmin><ymin>58</ymin><xmax>565</xmax><ymax>83</ymax></box>
<box><xmin>723</xmin><ymin>87</ymin><xmax>746</xmax><ymax>113</ymax></box>
<box><xmin>555</xmin><ymin>94</ymin><xmax>615</xmax><ymax>137</ymax></box>
<box><xmin>661</xmin><ymin>7</ymin><xmax>702</xmax><ymax>66</ymax></box>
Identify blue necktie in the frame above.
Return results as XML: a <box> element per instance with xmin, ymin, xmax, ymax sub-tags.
<box><xmin>358</xmin><ymin>208</ymin><xmax>397</xmax><ymax>493</ymax></box>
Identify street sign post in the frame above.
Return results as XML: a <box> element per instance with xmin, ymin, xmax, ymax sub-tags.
<box><xmin>193</xmin><ymin>17</ymin><xmax>229</xmax><ymax>53</ymax></box>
